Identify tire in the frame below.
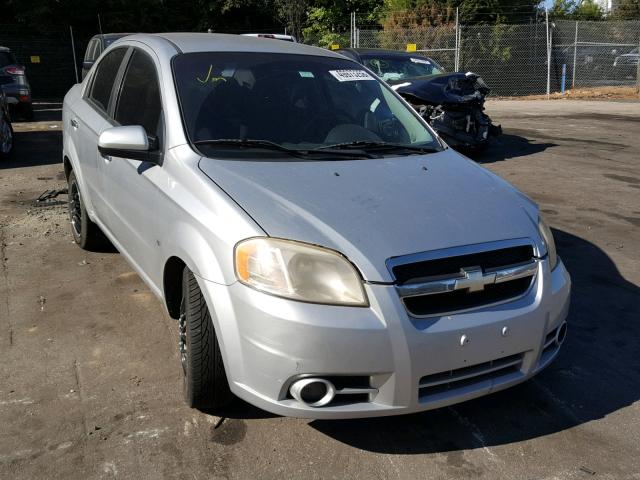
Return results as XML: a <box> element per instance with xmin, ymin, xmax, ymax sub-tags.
<box><xmin>67</xmin><ymin>170</ymin><xmax>109</xmax><ymax>250</ymax></box>
<box><xmin>0</xmin><ymin>115</ymin><xmax>13</xmax><ymax>159</ymax></box>
<box><xmin>179</xmin><ymin>267</ymin><xmax>232</xmax><ymax>409</ymax></box>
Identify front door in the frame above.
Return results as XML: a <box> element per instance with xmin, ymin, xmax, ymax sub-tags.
<box><xmin>97</xmin><ymin>48</ymin><xmax>164</xmax><ymax>289</ymax></box>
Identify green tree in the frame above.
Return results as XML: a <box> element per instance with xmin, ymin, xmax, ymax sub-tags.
<box><xmin>614</xmin><ymin>0</ymin><xmax>640</xmax><ymax>19</ymax></box>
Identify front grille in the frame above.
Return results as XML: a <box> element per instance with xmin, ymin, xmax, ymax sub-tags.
<box><xmin>392</xmin><ymin>245</ymin><xmax>533</xmax><ymax>284</ymax></box>
<box><xmin>390</xmin><ymin>242</ymin><xmax>537</xmax><ymax>317</ymax></box>
<box><xmin>419</xmin><ymin>352</ymin><xmax>524</xmax><ymax>400</ymax></box>
<box><xmin>404</xmin><ymin>277</ymin><xmax>532</xmax><ymax>316</ymax></box>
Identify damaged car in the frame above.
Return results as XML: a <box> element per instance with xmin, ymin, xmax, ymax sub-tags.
<box><xmin>338</xmin><ymin>48</ymin><xmax>501</xmax><ymax>149</ymax></box>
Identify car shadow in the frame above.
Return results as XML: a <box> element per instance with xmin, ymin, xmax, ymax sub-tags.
<box><xmin>1</xmin><ymin>100</ymin><xmax>63</xmax><ymax>170</ymax></box>
<box><xmin>0</xmin><ymin>130</ymin><xmax>62</xmax><ymax>170</ymax></box>
<box><xmin>304</xmin><ymin>228</ymin><xmax>639</xmax><ymax>454</ymax></box>
<box><xmin>467</xmin><ymin>131</ymin><xmax>556</xmax><ymax>163</ymax></box>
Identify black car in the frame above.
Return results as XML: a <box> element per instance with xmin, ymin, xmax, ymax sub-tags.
<box><xmin>613</xmin><ymin>47</ymin><xmax>639</xmax><ymax>80</ymax></box>
<box><xmin>0</xmin><ymin>46</ymin><xmax>33</xmax><ymax>120</ymax></box>
<box><xmin>82</xmin><ymin>33</ymin><xmax>133</xmax><ymax>79</ymax></box>
<box><xmin>0</xmin><ymin>88</ymin><xmax>13</xmax><ymax>158</ymax></box>
<box><xmin>337</xmin><ymin>48</ymin><xmax>500</xmax><ymax>150</ymax></box>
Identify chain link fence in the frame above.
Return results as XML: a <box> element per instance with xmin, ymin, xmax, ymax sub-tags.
<box><xmin>354</xmin><ymin>19</ymin><xmax>640</xmax><ymax>96</ymax></box>
<box><xmin>0</xmin><ymin>25</ymin><xmax>87</xmax><ymax>99</ymax></box>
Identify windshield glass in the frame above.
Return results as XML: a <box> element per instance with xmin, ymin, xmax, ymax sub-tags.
<box><xmin>172</xmin><ymin>52</ymin><xmax>439</xmax><ymax>157</ymax></box>
<box><xmin>361</xmin><ymin>55</ymin><xmax>444</xmax><ymax>82</ymax></box>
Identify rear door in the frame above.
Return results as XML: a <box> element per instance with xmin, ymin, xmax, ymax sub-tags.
<box><xmin>97</xmin><ymin>47</ymin><xmax>164</xmax><ymax>285</ymax></box>
<box><xmin>72</xmin><ymin>47</ymin><xmax>127</xmax><ymax>219</ymax></box>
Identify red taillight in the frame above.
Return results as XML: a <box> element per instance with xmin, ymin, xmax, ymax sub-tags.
<box><xmin>18</xmin><ymin>94</ymin><xmax>30</xmax><ymax>102</ymax></box>
<box><xmin>4</xmin><ymin>66</ymin><xmax>25</xmax><ymax>75</ymax></box>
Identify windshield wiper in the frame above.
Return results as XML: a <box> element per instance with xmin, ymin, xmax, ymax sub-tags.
<box><xmin>194</xmin><ymin>139</ymin><xmax>374</xmax><ymax>158</ymax></box>
<box><xmin>317</xmin><ymin>140</ymin><xmax>440</xmax><ymax>154</ymax></box>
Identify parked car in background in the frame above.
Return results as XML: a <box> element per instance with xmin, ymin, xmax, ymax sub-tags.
<box><xmin>241</xmin><ymin>33</ymin><xmax>297</xmax><ymax>42</ymax></box>
<box><xmin>0</xmin><ymin>88</ymin><xmax>13</xmax><ymax>158</ymax></box>
<box><xmin>338</xmin><ymin>48</ymin><xmax>501</xmax><ymax>150</ymax></box>
<box><xmin>81</xmin><ymin>33</ymin><xmax>133</xmax><ymax>79</ymax></box>
<box><xmin>613</xmin><ymin>47</ymin><xmax>639</xmax><ymax>79</ymax></box>
<box><xmin>63</xmin><ymin>33</ymin><xmax>570</xmax><ymax>419</ymax></box>
<box><xmin>0</xmin><ymin>46</ymin><xmax>33</xmax><ymax>120</ymax></box>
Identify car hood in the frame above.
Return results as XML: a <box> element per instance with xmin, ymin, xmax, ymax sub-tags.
<box><xmin>387</xmin><ymin>72</ymin><xmax>490</xmax><ymax>106</ymax></box>
<box><xmin>198</xmin><ymin>149</ymin><xmax>540</xmax><ymax>282</ymax></box>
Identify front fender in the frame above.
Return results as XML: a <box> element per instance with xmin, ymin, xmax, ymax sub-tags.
<box><xmin>161</xmin><ymin>221</ymin><xmax>230</xmax><ymax>285</ymax></box>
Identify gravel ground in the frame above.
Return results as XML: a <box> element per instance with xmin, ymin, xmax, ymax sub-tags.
<box><xmin>0</xmin><ymin>99</ymin><xmax>639</xmax><ymax>479</ymax></box>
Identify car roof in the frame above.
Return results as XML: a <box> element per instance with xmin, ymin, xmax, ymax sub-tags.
<box><xmin>122</xmin><ymin>33</ymin><xmax>342</xmax><ymax>58</ymax></box>
<box><xmin>0</xmin><ymin>46</ymin><xmax>11</xmax><ymax>52</ymax></box>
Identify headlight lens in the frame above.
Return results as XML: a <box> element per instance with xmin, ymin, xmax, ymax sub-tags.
<box><xmin>538</xmin><ymin>216</ymin><xmax>558</xmax><ymax>271</ymax></box>
<box><xmin>234</xmin><ymin>238</ymin><xmax>368</xmax><ymax>306</ymax></box>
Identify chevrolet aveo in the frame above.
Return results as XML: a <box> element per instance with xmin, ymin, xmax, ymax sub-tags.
<box><xmin>62</xmin><ymin>33</ymin><xmax>571</xmax><ymax>419</ymax></box>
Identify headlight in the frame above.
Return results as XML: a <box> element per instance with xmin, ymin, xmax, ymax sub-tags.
<box><xmin>538</xmin><ymin>216</ymin><xmax>558</xmax><ymax>271</ymax></box>
<box><xmin>234</xmin><ymin>238</ymin><xmax>368</xmax><ymax>306</ymax></box>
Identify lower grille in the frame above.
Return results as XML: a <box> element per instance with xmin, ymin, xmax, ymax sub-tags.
<box><xmin>419</xmin><ymin>352</ymin><xmax>524</xmax><ymax>399</ymax></box>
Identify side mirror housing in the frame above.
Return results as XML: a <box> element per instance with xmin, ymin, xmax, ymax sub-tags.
<box><xmin>98</xmin><ymin>125</ymin><xmax>161</xmax><ymax>163</ymax></box>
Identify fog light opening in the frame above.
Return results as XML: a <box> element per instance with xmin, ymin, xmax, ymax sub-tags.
<box><xmin>555</xmin><ymin>322</ymin><xmax>568</xmax><ymax>346</ymax></box>
<box><xmin>289</xmin><ymin>378</ymin><xmax>336</xmax><ymax>407</ymax></box>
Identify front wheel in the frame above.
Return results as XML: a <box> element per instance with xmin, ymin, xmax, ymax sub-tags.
<box><xmin>179</xmin><ymin>267</ymin><xmax>233</xmax><ymax>409</ymax></box>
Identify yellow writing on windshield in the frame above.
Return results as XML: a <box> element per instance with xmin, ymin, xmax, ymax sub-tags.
<box><xmin>197</xmin><ymin>65</ymin><xmax>227</xmax><ymax>84</ymax></box>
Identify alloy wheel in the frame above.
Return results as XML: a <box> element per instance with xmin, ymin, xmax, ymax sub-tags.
<box><xmin>69</xmin><ymin>181</ymin><xmax>82</xmax><ymax>237</ymax></box>
<box><xmin>179</xmin><ymin>298</ymin><xmax>187</xmax><ymax>376</ymax></box>
<box><xmin>0</xmin><ymin>119</ymin><xmax>12</xmax><ymax>155</ymax></box>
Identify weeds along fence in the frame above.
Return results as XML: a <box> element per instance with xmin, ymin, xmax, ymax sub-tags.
<box><xmin>355</xmin><ymin>19</ymin><xmax>640</xmax><ymax>96</ymax></box>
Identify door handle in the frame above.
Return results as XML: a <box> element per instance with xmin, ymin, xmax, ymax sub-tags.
<box><xmin>70</xmin><ymin>118</ymin><xmax>79</xmax><ymax>129</ymax></box>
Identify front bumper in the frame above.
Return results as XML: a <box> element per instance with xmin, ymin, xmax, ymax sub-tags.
<box><xmin>198</xmin><ymin>258</ymin><xmax>571</xmax><ymax>419</ymax></box>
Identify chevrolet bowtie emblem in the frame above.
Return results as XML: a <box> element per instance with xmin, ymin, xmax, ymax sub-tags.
<box><xmin>455</xmin><ymin>266</ymin><xmax>496</xmax><ymax>293</ymax></box>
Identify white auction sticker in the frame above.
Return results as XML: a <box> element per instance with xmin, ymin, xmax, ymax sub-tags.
<box><xmin>410</xmin><ymin>57</ymin><xmax>431</xmax><ymax>65</ymax></box>
<box><xmin>329</xmin><ymin>69</ymin><xmax>374</xmax><ymax>82</ymax></box>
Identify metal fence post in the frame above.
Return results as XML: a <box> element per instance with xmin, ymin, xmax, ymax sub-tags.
<box><xmin>454</xmin><ymin>8</ymin><xmax>460</xmax><ymax>71</ymax></box>
<box><xmin>572</xmin><ymin>21</ymin><xmax>578</xmax><ymax>89</ymax></box>
<box><xmin>69</xmin><ymin>25</ymin><xmax>79</xmax><ymax>84</ymax></box>
<box><xmin>546</xmin><ymin>9</ymin><xmax>551</xmax><ymax>98</ymax></box>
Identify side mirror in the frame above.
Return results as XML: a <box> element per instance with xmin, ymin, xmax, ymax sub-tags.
<box><xmin>98</xmin><ymin>125</ymin><xmax>161</xmax><ymax>163</ymax></box>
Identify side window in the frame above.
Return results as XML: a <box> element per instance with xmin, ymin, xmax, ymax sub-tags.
<box><xmin>114</xmin><ymin>50</ymin><xmax>162</xmax><ymax>138</ymax></box>
<box><xmin>88</xmin><ymin>48</ymin><xmax>126</xmax><ymax>113</ymax></box>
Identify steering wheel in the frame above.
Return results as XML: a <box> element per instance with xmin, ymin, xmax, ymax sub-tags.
<box><xmin>300</xmin><ymin>111</ymin><xmax>352</xmax><ymax>142</ymax></box>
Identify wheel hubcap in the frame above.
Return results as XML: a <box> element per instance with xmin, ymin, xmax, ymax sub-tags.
<box><xmin>69</xmin><ymin>181</ymin><xmax>82</xmax><ymax>237</ymax></box>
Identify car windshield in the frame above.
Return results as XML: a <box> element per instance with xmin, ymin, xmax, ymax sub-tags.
<box><xmin>360</xmin><ymin>54</ymin><xmax>444</xmax><ymax>82</ymax></box>
<box><xmin>172</xmin><ymin>52</ymin><xmax>440</xmax><ymax>157</ymax></box>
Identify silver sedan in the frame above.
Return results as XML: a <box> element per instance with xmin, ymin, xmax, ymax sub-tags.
<box><xmin>62</xmin><ymin>33</ymin><xmax>570</xmax><ymax>419</ymax></box>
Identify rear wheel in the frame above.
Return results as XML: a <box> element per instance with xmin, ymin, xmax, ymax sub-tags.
<box><xmin>67</xmin><ymin>170</ymin><xmax>108</xmax><ymax>250</ymax></box>
<box><xmin>0</xmin><ymin>115</ymin><xmax>13</xmax><ymax>159</ymax></box>
<box><xmin>180</xmin><ymin>267</ymin><xmax>232</xmax><ymax>409</ymax></box>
